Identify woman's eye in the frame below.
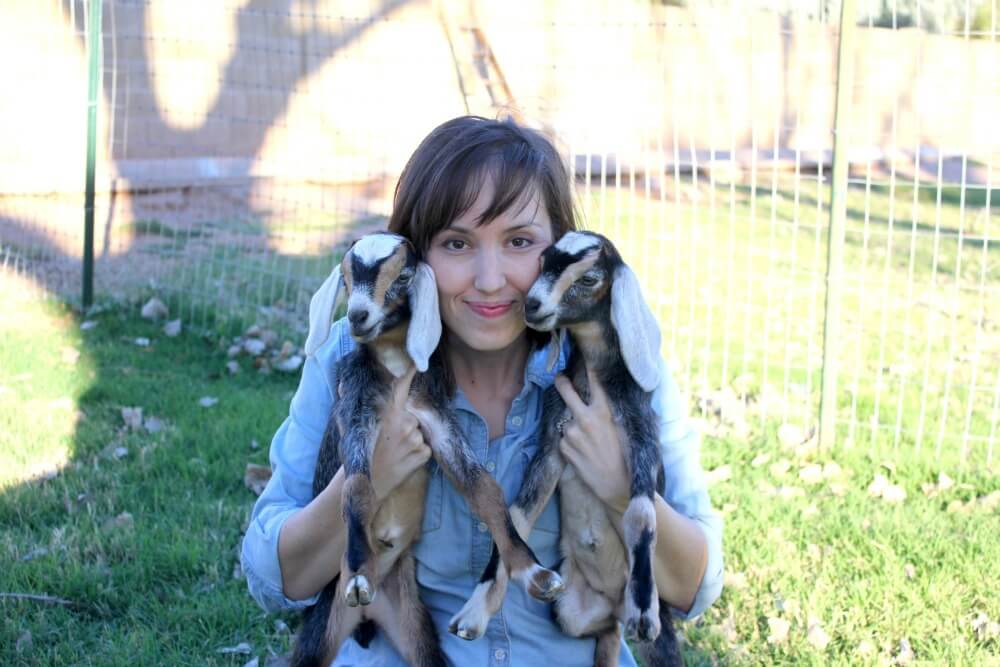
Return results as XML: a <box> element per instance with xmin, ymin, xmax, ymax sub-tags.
<box><xmin>443</xmin><ymin>239</ymin><xmax>467</xmax><ymax>251</ymax></box>
<box><xmin>510</xmin><ymin>237</ymin><xmax>533</xmax><ymax>249</ymax></box>
<box><xmin>579</xmin><ymin>275</ymin><xmax>599</xmax><ymax>287</ymax></box>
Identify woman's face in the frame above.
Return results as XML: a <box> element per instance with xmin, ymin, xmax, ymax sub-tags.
<box><xmin>425</xmin><ymin>178</ymin><xmax>554</xmax><ymax>355</ymax></box>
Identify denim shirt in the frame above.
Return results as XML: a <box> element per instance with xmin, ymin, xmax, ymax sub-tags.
<box><xmin>241</xmin><ymin>319</ymin><xmax>724</xmax><ymax>666</ymax></box>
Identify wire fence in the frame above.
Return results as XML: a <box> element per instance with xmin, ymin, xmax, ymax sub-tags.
<box><xmin>1</xmin><ymin>0</ymin><xmax>997</xmax><ymax>469</ymax></box>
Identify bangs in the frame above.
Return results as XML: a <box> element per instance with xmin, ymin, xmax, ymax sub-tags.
<box><xmin>408</xmin><ymin>130</ymin><xmax>544</xmax><ymax>254</ymax></box>
<box><xmin>388</xmin><ymin>116</ymin><xmax>576</xmax><ymax>258</ymax></box>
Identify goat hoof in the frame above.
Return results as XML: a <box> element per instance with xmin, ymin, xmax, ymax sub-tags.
<box><xmin>448</xmin><ymin>617</ymin><xmax>486</xmax><ymax>641</ymax></box>
<box><xmin>625</xmin><ymin>611</ymin><xmax>660</xmax><ymax>642</ymax></box>
<box><xmin>344</xmin><ymin>575</ymin><xmax>374</xmax><ymax>607</ymax></box>
<box><xmin>527</xmin><ymin>566</ymin><xmax>565</xmax><ymax>602</ymax></box>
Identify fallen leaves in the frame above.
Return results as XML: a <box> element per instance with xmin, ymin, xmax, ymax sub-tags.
<box><xmin>766</xmin><ymin>616</ymin><xmax>791</xmax><ymax>644</ymax></box>
<box><xmin>971</xmin><ymin>612</ymin><xmax>1000</xmax><ymax>642</ymax></box>
<box><xmin>868</xmin><ymin>474</ymin><xmax>907</xmax><ymax>503</ymax></box>
<box><xmin>706</xmin><ymin>464</ymin><xmax>733</xmax><ymax>486</ymax></box>
<box><xmin>224</xmin><ymin>324</ymin><xmax>304</xmax><ymax>376</ymax></box>
<box><xmin>217</xmin><ymin>642</ymin><xmax>252</xmax><ymax>655</ymax></box>
<box><xmin>140</xmin><ymin>297</ymin><xmax>169</xmax><ymax>320</ymax></box>
<box><xmin>199</xmin><ymin>396</ymin><xmax>219</xmax><ymax>408</ymax></box>
<box><xmin>806</xmin><ymin>618</ymin><xmax>831</xmax><ymax>650</ymax></box>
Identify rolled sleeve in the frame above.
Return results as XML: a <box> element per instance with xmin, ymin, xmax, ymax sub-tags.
<box><xmin>650</xmin><ymin>358</ymin><xmax>724</xmax><ymax>621</ymax></box>
<box><xmin>240</xmin><ymin>320</ymin><xmax>350</xmax><ymax>613</ymax></box>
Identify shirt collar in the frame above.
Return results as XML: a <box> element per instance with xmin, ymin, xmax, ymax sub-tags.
<box><xmin>525</xmin><ymin>332</ymin><xmax>570</xmax><ymax>389</ymax></box>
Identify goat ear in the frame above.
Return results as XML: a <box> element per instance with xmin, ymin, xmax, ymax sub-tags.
<box><xmin>545</xmin><ymin>328</ymin><xmax>566</xmax><ymax>373</ymax></box>
<box><xmin>305</xmin><ymin>265</ymin><xmax>345</xmax><ymax>356</ymax></box>
<box><xmin>406</xmin><ymin>262</ymin><xmax>441</xmax><ymax>372</ymax></box>
<box><xmin>610</xmin><ymin>265</ymin><xmax>661</xmax><ymax>392</ymax></box>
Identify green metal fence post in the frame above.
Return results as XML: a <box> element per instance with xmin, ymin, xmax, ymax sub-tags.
<box><xmin>819</xmin><ymin>0</ymin><xmax>857</xmax><ymax>450</ymax></box>
<box><xmin>83</xmin><ymin>0</ymin><xmax>103</xmax><ymax>309</ymax></box>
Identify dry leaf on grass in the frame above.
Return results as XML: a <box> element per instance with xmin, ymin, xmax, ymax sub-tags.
<box><xmin>102</xmin><ymin>512</ymin><xmax>134</xmax><ymax>531</ymax></box>
<box><xmin>199</xmin><ymin>396</ymin><xmax>219</xmax><ymax>408</ymax></box>
<box><xmin>80</xmin><ymin>320</ymin><xmax>98</xmax><ymax>330</ymax></box>
<box><xmin>799</xmin><ymin>463</ymin><xmax>823</xmax><ymax>485</ymax></box>
<box><xmin>163</xmin><ymin>319</ymin><xmax>182</xmax><ymax>337</ymax></box>
<box><xmin>724</xmin><ymin>571</ymin><xmax>747</xmax><ymax>590</ymax></box>
<box><xmin>141</xmin><ymin>297</ymin><xmax>169</xmax><ymax>320</ymax></box>
<box><xmin>706</xmin><ymin>465</ymin><xmax>732</xmax><ymax>485</ymax></box>
<box><xmin>769</xmin><ymin>459</ymin><xmax>792</xmax><ymax>477</ymax></box>
<box><xmin>751</xmin><ymin>453</ymin><xmax>771</xmax><ymax>467</ymax></box>
<box><xmin>121</xmin><ymin>407</ymin><xmax>143</xmax><ymax>430</ymax></box>
<box><xmin>133</xmin><ymin>337</ymin><xmax>151</xmax><ymax>347</ymax></box>
<box><xmin>807</xmin><ymin>619</ymin><xmax>831</xmax><ymax>650</ymax></box>
<box><xmin>144</xmin><ymin>416</ymin><xmax>164</xmax><ymax>433</ymax></box>
<box><xmin>895</xmin><ymin>638</ymin><xmax>914</xmax><ymax>664</ymax></box>
<box><xmin>766</xmin><ymin>617</ymin><xmax>791</xmax><ymax>644</ymax></box>
<box><xmin>857</xmin><ymin>639</ymin><xmax>876</xmax><ymax>655</ymax></box>
<box><xmin>60</xmin><ymin>347</ymin><xmax>80</xmax><ymax>364</ymax></box>
<box><xmin>217</xmin><ymin>642</ymin><xmax>252</xmax><ymax>655</ymax></box>
<box><xmin>244</xmin><ymin>464</ymin><xmax>272</xmax><ymax>496</ymax></box>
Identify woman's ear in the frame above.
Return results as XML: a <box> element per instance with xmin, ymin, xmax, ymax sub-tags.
<box><xmin>406</xmin><ymin>262</ymin><xmax>442</xmax><ymax>372</ymax></box>
<box><xmin>610</xmin><ymin>265</ymin><xmax>661</xmax><ymax>392</ymax></box>
<box><xmin>305</xmin><ymin>265</ymin><xmax>345</xmax><ymax>356</ymax></box>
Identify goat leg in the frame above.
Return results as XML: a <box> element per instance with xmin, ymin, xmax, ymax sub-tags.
<box><xmin>411</xmin><ymin>405</ymin><xmax>565</xmax><ymax>605</ymax></box>
<box><xmin>341</xmin><ymin>470</ymin><xmax>378</xmax><ymax>607</ymax></box>
<box><xmin>367</xmin><ymin>553</ymin><xmax>447</xmax><ymax>667</ymax></box>
<box><xmin>449</xmin><ymin>407</ymin><xmax>565</xmax><ymax>640</ymax></box>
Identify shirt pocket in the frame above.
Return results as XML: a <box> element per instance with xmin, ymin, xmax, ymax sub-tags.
<box><xmin>420</xmin><ymin>460</ymin><xmax>444</xmax><ymax>534</ymax></box>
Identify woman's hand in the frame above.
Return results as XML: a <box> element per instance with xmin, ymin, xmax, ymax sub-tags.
<box><xmin>370</xmin><ymin>366</ymin><xmax>432</xmax><ymax>502</ymax></box>
<box><xmin>554</xmin><ymin>369</ymin><xmax>631</xmax><ymax>515</ymax></box>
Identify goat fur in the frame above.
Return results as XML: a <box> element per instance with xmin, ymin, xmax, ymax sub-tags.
<box><xmin>291</xmin><ymin>232</ymin><xmax>564</xmax><ymax>667</ymax></box>
<box><xmin>449</xmin><ymin>231</ymin><xmax>681</xmax><ymax>667</ymax></box>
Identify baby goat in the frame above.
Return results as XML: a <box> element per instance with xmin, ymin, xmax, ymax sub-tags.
<box><xmin>450</xmin><ymin>231</ymin><xmax>680</xmax><ymax>666</ymax></box>
<box><xmin>291</xmin><ymin>232</ymin><xmax>564</xmax><ymax>667</ymax></box>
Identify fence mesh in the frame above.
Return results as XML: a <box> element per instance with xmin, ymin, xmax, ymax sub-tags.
<box><xmin>1</xmin><ymin>0</ymin><xmax>998</xmax><ymax>469</ymax></box>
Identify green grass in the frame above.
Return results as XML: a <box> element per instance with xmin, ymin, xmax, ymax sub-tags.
<box><xmin>2</xmin><ymin>174</ymin><xmax>998</xmax><ymax>664</ymax></box>
<box><xmin>1</xmin><ymin>285</ymin><xmax>997</xmax><ymax>665</ymax></box>
<box><xmin>0</xmin><ymin>287</ymin><xmax>300</xmax><ymax>665</ymax></box>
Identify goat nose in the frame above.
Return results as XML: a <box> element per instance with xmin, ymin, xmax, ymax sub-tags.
<box><xmin>348</xmin><ymin>309</ymin><xmax>369</xmax><ymax>326</ymax></box>
<box><xmin>524</xmin><ymin>297</ymin><xmax>541</xmax><ymax>315</ymax></box>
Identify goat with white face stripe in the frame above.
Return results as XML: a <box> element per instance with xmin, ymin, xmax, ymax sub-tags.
<box><xmin>292</xmin><ymin>232</ymin><xmax>564</xmax><ymax>667</ymax></box>
<box><xmin>450</xmin><ymin>231</ymin><xmax>680</xmax><ymax>666</ymax></box>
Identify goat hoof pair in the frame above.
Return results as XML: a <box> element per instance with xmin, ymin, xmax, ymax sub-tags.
<box><xmin>625</xmin><ymin>612</ymin><xmax>660</xmax><ymax>643</ymax></box>
<box><xmin>344</xmin><ymin>575</ymin><xmax>374</xmax><ymax>607</ymax></box>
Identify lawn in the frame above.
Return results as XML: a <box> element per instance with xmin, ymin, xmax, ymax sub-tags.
<box><xmin>1</xmin><ymin>174</ymin><xmax>998</xmax><ymax>665</ymax></box>
<box><xmin>1</xmin><ymin>266</ymin><xmax>998</xmax><ymax>665</ymax></box>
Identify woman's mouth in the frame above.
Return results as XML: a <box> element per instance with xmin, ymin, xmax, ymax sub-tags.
<box><xmin>466</xmin><ymin>301</ymin><xmax>514</xmax><ymax>318</ymax></box>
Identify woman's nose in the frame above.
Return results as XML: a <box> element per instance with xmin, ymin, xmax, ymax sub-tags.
<box><xmin>473</xmin><ymin>250</ymin><xmax>507</xmax><ymax>293</ymax></box>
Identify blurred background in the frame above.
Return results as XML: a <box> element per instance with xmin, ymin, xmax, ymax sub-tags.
<box><xmin>1</xmin><ymin>0</ymin><xmax>997</xmax><ymax>468</ymax></box>
<box><xmin>2</xmin><ymin>2</ymin><xmax>999</xmax><ymax>664</ymax></box>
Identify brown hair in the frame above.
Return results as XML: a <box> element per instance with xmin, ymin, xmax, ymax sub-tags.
<box><xmin>388</xmin><ymin>116</ymin><xmax>577</xmax><ymax>255</ymax></box>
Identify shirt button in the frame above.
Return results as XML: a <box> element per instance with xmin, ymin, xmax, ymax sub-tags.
<box><xmin>511</xmin><ymin>416</ymin><xmax>523</xmax><ymax>427</ymax></box>
<box><xmin>494</xmin><ymin>648</ymin><xmax>507</xmax><ymax>661</ymax></box>
<box><xmin>486</xmin><ymin>461</ymin><xmax>496</xmax><ymax>472</ymax></box>
<box><xmin>478</xmin><ymin>522</ymin><xmax>488</xmax><ymax>533</ymax></box>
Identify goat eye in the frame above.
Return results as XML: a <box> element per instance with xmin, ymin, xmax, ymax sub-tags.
<box><xmin>579</xmin><ymin>275</ymin><xmax>599</xmax><ymax>287</ymax></box>
<box><xmin>398</xmin><ymin>272</ymin><xmax>413</xmax><ymax>285</ymax></box>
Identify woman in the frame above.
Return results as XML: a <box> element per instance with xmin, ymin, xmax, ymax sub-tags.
<box><xmin>241</xmin><ymin>116</ymin><xmax>723</xmax><ymax>665</ymax></box>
